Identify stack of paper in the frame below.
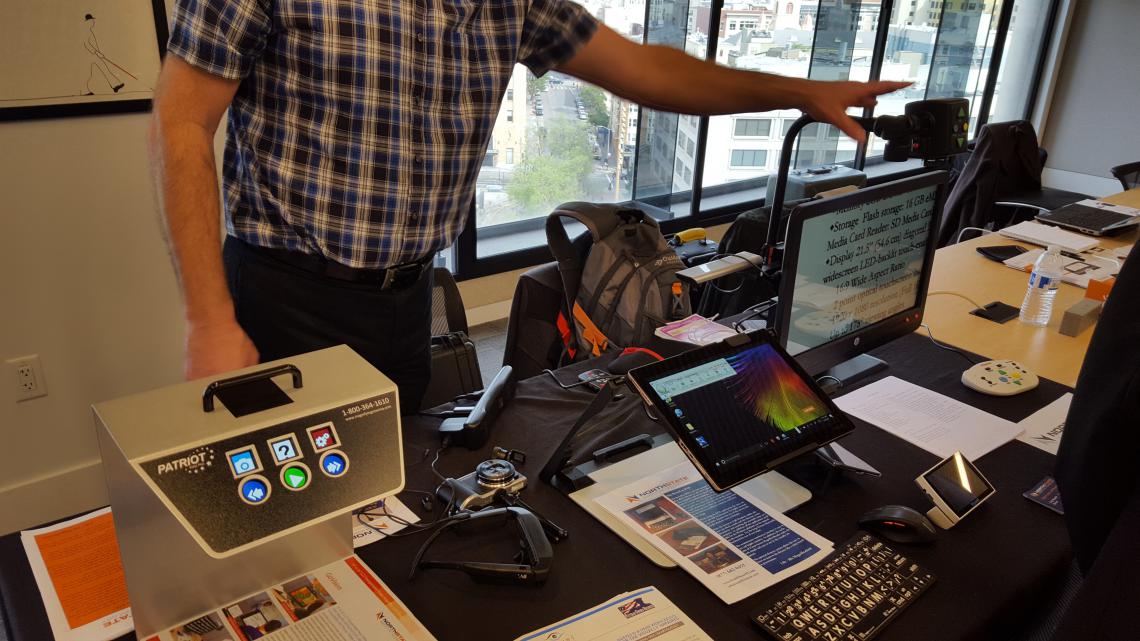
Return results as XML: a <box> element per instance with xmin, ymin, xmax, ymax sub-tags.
<box><xmin>998</xmin><ymin>221</ymin><xmax>1099</xmax><ymax>253</ymax></box>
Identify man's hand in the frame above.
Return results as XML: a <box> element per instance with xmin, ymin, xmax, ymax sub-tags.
<box><xmin>797</xmin><ymin>80</ymin><xmax>912</xmax><ymax>144</ymax></box>
<box><xmin>186</xmin><ymin>317</ymin><xmax>260</xmax><ymax>380</ymax></box>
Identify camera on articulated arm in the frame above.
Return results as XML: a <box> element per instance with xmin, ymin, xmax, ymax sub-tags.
<box><xmin>873</xmin><ymin>98</ymin><xmax>971</xmax><ymax>162</ymax></box>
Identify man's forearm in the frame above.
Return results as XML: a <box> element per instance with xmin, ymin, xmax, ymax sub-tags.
<box><xmin>149</xmin><ymin>118</ymin><xmax>234</xmax><ymax>326</ymax></box>
<box><xmin>609</xmin><ymin>43</ymin><xmax>812</xmax><ymax>116</ymax></box>
<box><xmin>560</xmin><ymin>26</ymin><xmax>907</xmax><ymax>142</ymax></box>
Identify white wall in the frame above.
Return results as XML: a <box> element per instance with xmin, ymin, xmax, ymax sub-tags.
<box><xmin>0</xmin><ymin>113</ymin><xmax>187</xmax><ymax>534</ymax></box>
<box><xmin>1040</xmin><ymin>0</ymin><xmax>1140</xmax><ymax>197</ymax></box>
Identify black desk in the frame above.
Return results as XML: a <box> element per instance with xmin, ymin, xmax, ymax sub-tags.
<box><xmin>0</xmin><ymin>333</ymin><xmax>1072</xmax><ymax>641</ymax></box>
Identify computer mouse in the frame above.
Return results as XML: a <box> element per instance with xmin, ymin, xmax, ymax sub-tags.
<box><xmin>858</xmin><ymin>505</ymin><xmax>938</xmax><ymax>544</ymax></box>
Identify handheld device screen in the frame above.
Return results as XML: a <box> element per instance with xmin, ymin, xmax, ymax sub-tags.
<box><xmin>922</xmin><ymin>452</ymin><xmax>994</xmax><ymax>517</ymax></box>
<box><xmin>628</xmin><ymin>332</ymin><xmax>854</xmax><ymax>490</ymax></box>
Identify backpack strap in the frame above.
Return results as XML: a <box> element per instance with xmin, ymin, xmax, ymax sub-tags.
<box><xmin>545</xmin><ymin>202</ymin><xmax>651</xmax><ymax>358</ymax></box>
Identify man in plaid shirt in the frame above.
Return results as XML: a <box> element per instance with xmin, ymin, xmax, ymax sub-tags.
<box><xmin>151</xmin><ymin>0</ymin><xmax>907</xmax><ymax>411</ymax></box>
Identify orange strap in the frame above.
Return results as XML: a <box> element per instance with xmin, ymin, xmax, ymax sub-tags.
<box><xmin>572</xmin><ymin>302</ymin><xmax>610</xmax><ymax>357</ymax></box>
<box><xmin>556</xmin><ymin>311</ymin><xmax>576</xmax><ymax>359</ymax></box>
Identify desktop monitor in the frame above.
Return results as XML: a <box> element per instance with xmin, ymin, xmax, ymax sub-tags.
<box><xmin>775</xmin><ymin>171</ymin><xmax>948</xmax><ymax>385</ymax></box>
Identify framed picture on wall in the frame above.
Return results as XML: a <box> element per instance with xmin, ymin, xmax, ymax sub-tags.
<box><xmin>0</xmin><ymin>0</ymin><xmax>168</xmax><ymax>121</ymax></box>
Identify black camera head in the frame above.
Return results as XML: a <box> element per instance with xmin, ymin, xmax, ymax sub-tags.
<box><xmin>873</xmin><ymin>98</ymin><xmax>971</xmax><ymax>162</ymax></box>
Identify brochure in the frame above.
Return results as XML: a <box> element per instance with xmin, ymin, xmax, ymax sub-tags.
<box><xmin>20</xmin><ymin>507</ymin><xmax>133</xmax><ymax>641</ymax></box>
<box><xmin>144</xmin><ymin>555</ymin><xmax>436</xmax><ymax>641</ymax></box>
<box><xmin>595</xmin><ymin>462</ymin><xmax>832</xmax><ymax>604</ymax></box>
<box><xmin>514</xmin><ymin>586</ymin><xmax>712</xmax><ymax>641</ymax></box>
<box><xmin>352</xmin><ymin>496</ymin><xmax>420</xmax><ymax>548</ymax></box>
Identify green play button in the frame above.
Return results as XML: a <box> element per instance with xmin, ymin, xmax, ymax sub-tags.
<box><xmin>282</xmin><ymin>465</ymin><xmax>310</xmax><ymax>490</ymax></box>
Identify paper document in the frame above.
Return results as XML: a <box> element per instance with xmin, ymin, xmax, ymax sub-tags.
<box><xmin>655</xmin><ymin>314</ymin><xmax>737</xmax><ymax>345</ymax></box>
<box><xmin>595</xmin><ymin>462</ymin><xmax>832</xmax><ymax>604</ymax></box>
<box><xmin>1016</xmin><ymin>393</ymin><xmax>1072</xmax><ymax>455</ymax></box>
<box><xmin>144</xmin><ymin>555</ymin><xmax>436</xmax><ymax>641</ymax></box>
<box><xmin>515</xmin><ymin>586</ymin><xmax>712</xmax><ymax>641</ymax></box>
<box><xmin>20</xmin><ymin>507</ymin><xmax>133</xmax><ymax>641</ymax></box>
<box><xmin>998</xmin><ymin>221</ymin><xmax>1099</xmax><ymax>253</ymax></box>
<box><xmin>1003</xmin><ymin>248</ymin><xmax>1119</xmax><ymax>288</ymax></box>
<box><xmin>352</xmin><ymin>496</ymin><xmax>420</xmax><ymax>548</ymax></box>
<box><xmin>834</xmin><ymin>376</ymin><xmax>1023</xmax><ymax>460</ymax></box>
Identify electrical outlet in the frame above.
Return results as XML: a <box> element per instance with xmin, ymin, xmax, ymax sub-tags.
<box><xmin>7</xmin><ymin>355</ymin><xmax>47</xmax><ymax>401</ymax></box>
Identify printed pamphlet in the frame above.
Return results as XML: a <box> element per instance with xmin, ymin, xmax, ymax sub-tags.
<box><xmin>352</xmin><ymin>496</ymin><xmax>420</xmax><ymax>547</ymax></box>
<box><xmin>145</xmin><ymin>555</ymin><xmax>436</xmax><ymax>641</ymax></box>
<box><xmin>595</xmin><ymin>462</ymin><xmax>832</xmax><ymax>604</ymax></box>
<box><xmin>514</xmin><ymin>586</ymin><xmax>712</xmax><ymax>641</ymax></box>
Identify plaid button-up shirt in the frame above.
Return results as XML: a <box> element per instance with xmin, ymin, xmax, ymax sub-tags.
<box><xmin>169</xmin><ymin>0</ymin><xmax>597</xmax><ymax>268</ymax></box>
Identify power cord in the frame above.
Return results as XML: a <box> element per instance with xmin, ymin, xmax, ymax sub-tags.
<box><xmin>919</xmin><ymin>323</ymin><xmax>978</xmax><ymax>366</ymax></box>
<box><xmin>956</xmin><ymin>226</ymin><xmax>996</xmax><ymax>244</ymax></box>
<box><xmin>927</xmin><ymin>290</ymin><xmax>985</xmax><ymax>310</ymax></box>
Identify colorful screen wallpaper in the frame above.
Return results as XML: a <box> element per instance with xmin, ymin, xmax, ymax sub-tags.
<box><xmin>724</xmin><ymin>343</ymin><xmax>828</xmax><ymax>432</ymax></box>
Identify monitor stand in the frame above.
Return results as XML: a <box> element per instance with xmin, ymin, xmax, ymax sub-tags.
<box><xmin>815</xmin><ymin>353</ymin><xmax>888</xmax><ymax>395</ymax></box>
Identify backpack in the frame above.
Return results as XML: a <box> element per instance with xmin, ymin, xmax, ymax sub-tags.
<box><xmin>546</xmin><ymin>202</ymin><xmax>691</xmax><ymax>360</ymax></box>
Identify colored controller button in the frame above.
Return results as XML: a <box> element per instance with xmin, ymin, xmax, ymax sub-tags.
<box><xmin>320</xmin><ymin>451</ymin><xmax>349</xmax><ymax>477</ymax></box>
<box><xmin>281</xmin><ymin>464</ymin><xmax>311</xmax><ymax>491</ymax></box>
<box><xmin>239</xmin><ymin>476</ymin><xmax>271</xmax><ymax>505</ymax></box>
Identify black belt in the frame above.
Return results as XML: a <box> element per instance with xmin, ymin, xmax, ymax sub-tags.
<box><xmin>245</xmin><ymin>241</ymin><xmax>432</xmax><ymax>290</ymax></box>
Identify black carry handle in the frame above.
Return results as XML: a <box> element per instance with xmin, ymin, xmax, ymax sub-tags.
<box><xmin>202</xmin><ymin>364</ymin><xmax>303</xmax><ymax>412</ymax></box>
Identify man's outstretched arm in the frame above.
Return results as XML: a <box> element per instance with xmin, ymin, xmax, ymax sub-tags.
<box><xmin>559</xmin><ymin>24</ymin><xmax>909</xmax><ymax>144</ymax></box>
<box><xmin>149</xmin><ymin>56</ymin><xmax>259</xmax><ymax>379</ymax></box>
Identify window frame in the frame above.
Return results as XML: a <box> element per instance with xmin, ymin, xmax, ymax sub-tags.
<box><xmin>451</xmin><ymin>0</ymin><xmax>1063</xmax><ymax>281</ymax></box>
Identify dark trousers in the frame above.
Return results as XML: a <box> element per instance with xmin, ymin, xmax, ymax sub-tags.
<box><xmin>223</xmin><ymin>237</ymin><xmax>433</xmax><ymax>414</ymax></box>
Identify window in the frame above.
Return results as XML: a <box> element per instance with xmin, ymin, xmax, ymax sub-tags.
<box><xmin>730</xmin><ymin>149</ymin><xmax>768</xmax><ymax>167</ymax></box>
<box><xmin>734</xmin><ymin>118</ymin><xmax>772</xmax><ymax>137</ymax></box>
<box><xmin>456</xmin><ymin>0</ymin><xmax>1060</xmax><ymax>278</ymax></box>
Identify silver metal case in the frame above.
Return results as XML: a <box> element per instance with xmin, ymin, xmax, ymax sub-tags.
<box><xmin>93</xmin><ymin>345</ymin><xmax>403</xmax><ymax>637</ymax></box>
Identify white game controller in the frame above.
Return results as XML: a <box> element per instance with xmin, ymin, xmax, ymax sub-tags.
<box><xmin>961</xmin><ymin>360</ymin><xmax>1039</xmax><ymax>396</ymax></box>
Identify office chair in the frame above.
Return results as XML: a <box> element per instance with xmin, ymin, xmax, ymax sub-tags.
<box><xmin>938</xmin><ymin>120</ymin><xmax>1089</xmax><ymax>246</ymax></box>
<box><xmin>502</xmin><ymin>262</ymin><xmax>567</xmax><ymax>380</ymax></box>
<box><xmin>1109</xmin><ymin>160</ymin><xmax>1140</xmax><ymax>191</ymax></box>
<box><xmin>430</xmin><ymin>267</ymin><xmax>469</xmax><ymax>336</ymax></box>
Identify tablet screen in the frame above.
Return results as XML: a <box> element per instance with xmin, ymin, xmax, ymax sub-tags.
<box><xmin>629</xmin><ymin>332</ymin><xmax>854</xmax><ymax>490</ymax></box>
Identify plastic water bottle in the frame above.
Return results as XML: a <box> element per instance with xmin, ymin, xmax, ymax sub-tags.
<box><xmin>1019</xmin><ymin>246</ymin><xmax>1065</xmax><ymax>326</ymax></box>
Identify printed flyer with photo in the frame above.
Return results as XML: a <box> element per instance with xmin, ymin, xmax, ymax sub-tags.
<box><xmin>515</xmin><ymin>586</ymin><xmax>712</xmax><ymax>641</ymax></box>
<box><xmin>144</xmin><ymin>555</ymin><xmax>436</xmax><ymax>641</ymax></box>
<box><xmin>596</xmin><ymin>462</ymin><xmax>832</xmax><ymax>604</ymax></box>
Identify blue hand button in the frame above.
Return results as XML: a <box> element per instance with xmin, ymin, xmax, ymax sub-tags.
<box><xmin>239</xmin><ymin>475</ymin><xmax>271</xmax><ymax>505</ymax></box>
<box><xmin>320</xmin><ymin>451</ymin><xmax>349</xmax><ymax>477</ymax></box>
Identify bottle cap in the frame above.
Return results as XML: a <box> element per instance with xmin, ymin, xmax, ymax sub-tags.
<box><xmin>1046</xmin><ymin>245</ymin><xmax>1061</xmax><ymax>253</ymax></box>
